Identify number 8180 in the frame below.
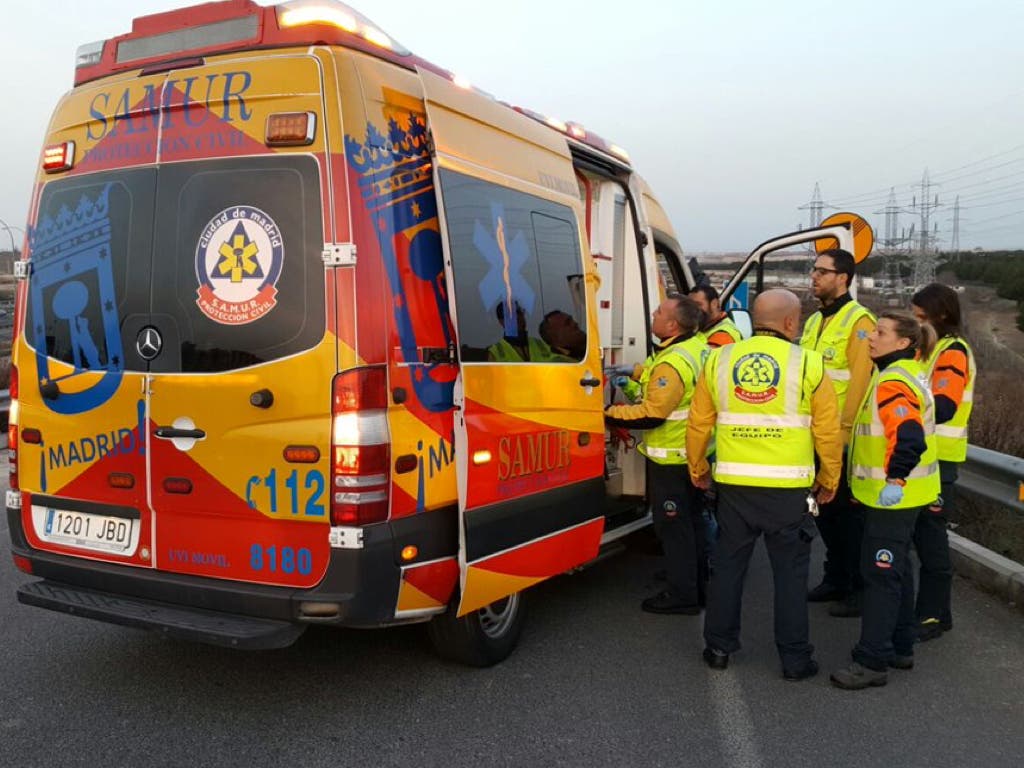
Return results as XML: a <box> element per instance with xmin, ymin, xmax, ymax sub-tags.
<box><xmin>249</xmin><ymin>543</ymin><xmax>313</xmax><ymax>575</ymax></box>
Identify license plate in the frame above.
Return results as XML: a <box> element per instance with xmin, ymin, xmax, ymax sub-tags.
<box><xmin>32</xmin><ymin>505</ymin><xmax>139</xmax><ymax>555</ymax></box>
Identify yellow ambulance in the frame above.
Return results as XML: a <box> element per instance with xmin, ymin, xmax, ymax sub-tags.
<box><xmin>6</xmin><ymin>0</ymin><xmax>869</xmax><ymax>664</ymax></box>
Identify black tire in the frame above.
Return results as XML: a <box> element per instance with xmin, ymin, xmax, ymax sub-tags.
<box><xmin>427</xmin><ymin>591</ymin><xmax>525</xmax><ymax>667</ymax></box>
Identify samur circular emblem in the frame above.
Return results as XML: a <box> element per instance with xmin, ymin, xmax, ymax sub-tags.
<box><xmin>195</xmin><ymin>205</ymin><xmax>284</xmax><ymax>325</ymax></box>
<box><xmin>732</xmin><ymin>352</ymin><xmax>781</xmax><ymax>404</ymax></box>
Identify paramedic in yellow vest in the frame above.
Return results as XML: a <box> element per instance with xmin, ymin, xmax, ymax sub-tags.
<box><xmin>487</xmin><ymin>300</ymin><xmax>555</xmax><ymax>362</ymax></box>
<box><xmin>538</xmin><ymin>309</ymin><xmax>587</xmax><ymax>362</ymax></box>
<box><xmin>605</xmin><ymin>295</ymin><xmax>709</xmax><ymax>614</ymax></box>
<box><xmin>910</xmin><ymin>284</ymin><xmax>975</xmax><ymax>642</ymax></box>
<box><xmin>689</xmin><ymin>285</ymin><xmax>742</xmax><ymax>348</ymax></box>
<box><xmin>830</xmin><ymin>313</ymin><xmax>940</xmax><ymax>690</ymax></box>
<box><xmin>802</xmin><ymin>248</ymin><xmax>876</xmax><ymax>618</ymax></box>
<box><xmin>688</xmin><ymin>289</ymin><xmax>842</xmax><ymax>679</ymax></box>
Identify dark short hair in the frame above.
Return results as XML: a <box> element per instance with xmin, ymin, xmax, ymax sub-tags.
<box><xmin>911</xmin><ymin>283</ymin><xmax>961</xmax><ymax>337</ymax></box>
<box><xmin>666</xmin><ymin>294</ymin><xmax>704</xmax><ymax>335</ymax></box>
<box><xmin>818</xmin><ymin>248</ymin><xmax>856</xmax><ymax>284</ymax></box>
<box><xmin>689</xmin><ymin>284</ymin><xmax>720</xmax><ymax>303</ymax></box>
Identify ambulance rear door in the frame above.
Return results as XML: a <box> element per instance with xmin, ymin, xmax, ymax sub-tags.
<box><xmin>418</xmin><ymin>68</ymin><xmax>606</xmax><ymax>616</ymax></box>
<box><xmin>142</xmin><ymin>53</ymin><xmax>336</xmax><ymax>588</ymax></box>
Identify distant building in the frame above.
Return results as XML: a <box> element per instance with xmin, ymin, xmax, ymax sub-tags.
<box><xmin>0</xmin><ymin>250</ymin><xmax>18</xmax><ymax>272</ymax></box>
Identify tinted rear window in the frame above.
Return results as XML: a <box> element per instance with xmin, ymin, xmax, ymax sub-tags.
<box><xmin>27</xmin><ymin>157</ymin><xmax>325</xmax><ymax>375</ymax></box>
<box><xmin>151</xmin><ymin>156</ymin><xmax>325</xmax><ymax>373</ymax></box>
<box><xmin>27</xmin><ymin>170</ymin><xmax>155</xmax><ymax>374</ymax></box>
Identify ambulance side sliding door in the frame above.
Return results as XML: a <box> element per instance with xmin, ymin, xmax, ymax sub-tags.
<box><xmin>419</xmin><ymin>68</ymin><xmax>606</xmax><ymax>616</ymax></box>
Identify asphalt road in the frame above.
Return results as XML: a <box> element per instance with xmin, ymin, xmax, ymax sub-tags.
<box><xmin>2</xmin><ymin>496</ymin><xmax>1023</xmax><ymax>768</ymax></box>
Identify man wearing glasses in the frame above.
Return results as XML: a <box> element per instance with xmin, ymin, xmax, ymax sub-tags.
<box><xmin>802</xmin><ymin>248</ymin><xmax>876</xmax><ymax>618</ymax></box>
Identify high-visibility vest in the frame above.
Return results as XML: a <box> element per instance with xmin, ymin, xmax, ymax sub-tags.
<box><xmin>707</xmin><ymin>335</ymin><xmax>823</xmax><ymax>488</ymax></box>
<box><xmin>488</xmin><ymin>336</ymin><xmax>554</xmax><ymax>362</ymax></box>
<box><xmin>800</xmin><ymin>300</ymin><xmax>874</xmax><ymax>415</ymax></box>
<box><xmin>925</xmin><ymin>335</ymin><xmax>976</xmax><ymax>463</ymax></box>
<box><xmin>637</xmin><ymin>335</ymin><xmax>708</xmax><ymax>465</ymax></box>
<box><xmin>700</xmin><ymin>315</ymin><xmax>743</xmax><ymax>347</ymax></box>
<box><xmin>848</xmin><ymin>360</ymin><xmax>940</xmax><ymax>509</ymax></box>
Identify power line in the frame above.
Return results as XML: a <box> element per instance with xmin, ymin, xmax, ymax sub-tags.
<box><xmin>930</xmin><ymin>143</ymin><xmax>1024</xmax><ymax>179</ymax></box>
<box><xmin>966</xmin><ymin>208</ymin><xmax>1024</xmax><ymax>227</ymax></box>
<box><xmin>958</xmin><ymin>193</ymin><xmax>1024</xmax><ymax>210</ymax></box>
<box><xmin>821</xmin><ymin>142</ymin><xmax>1024</xmax><ymax>209</ymax></box>
<box><xmin>956</xmin><ymin>180</ymin><xmax>1024</xmax><ymax>203</ymax></box>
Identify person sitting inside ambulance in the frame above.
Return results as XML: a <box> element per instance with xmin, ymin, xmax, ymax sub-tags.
<box><xmin>487</xmin><ymin>300</ymin><xmax>555</xmax><ymax>362</ymax></box>
<box><xmin>538</xmin><ymin>309</ymin><xmax>587</xmax><ymax>362</ymax></box>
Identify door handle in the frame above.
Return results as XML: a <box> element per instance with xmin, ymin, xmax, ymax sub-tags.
<box><xmin>155</xmin><ymin>427</ymin><xmax>206</xmax><ymax>440</ymax></box>
<box><xmin>579</xmin><ymin>376</ymin><xmax>601</xmax><ymax>387</ymax></box>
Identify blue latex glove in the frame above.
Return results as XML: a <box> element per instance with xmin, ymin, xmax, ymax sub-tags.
<box><xmin>878</xmin><ymin>483</ymin><xmax>904</xmax><ymax>507</ymax></box>
<box><xmin>612</xmin><ymin>375</ymin><xmax>630</xmax><ymax>388</ymax></box>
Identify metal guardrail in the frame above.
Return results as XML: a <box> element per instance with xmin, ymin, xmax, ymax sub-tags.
<box><xmin>0</xmin><ymin>389</ymin><xmax>1019</xmax><ymax>511</ymax></box>
<box><xmin>957</xmin><ymin>445</ymin><xmax>1024</xmax><ymax>513</ymax></box>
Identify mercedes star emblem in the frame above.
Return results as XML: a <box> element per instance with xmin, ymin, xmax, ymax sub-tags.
<box><xmin>136</xmin><ymin>327</ymin><xmax>163</xmax><ymax>361</ymax></box>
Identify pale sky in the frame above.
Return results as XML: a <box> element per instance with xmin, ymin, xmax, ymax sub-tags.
<box><xmin>2</xmin><ymin>0</ymin><xmax>1023</xmax><ymax>254</ymax></box>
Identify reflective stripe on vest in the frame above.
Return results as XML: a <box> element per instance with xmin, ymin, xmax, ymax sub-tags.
<box><xmin>637</xmin><ymin>335</ymin><xmax>709</xmax><ymax>465</ymax></box>
<box><xmin>488</xmin><ymin>336</ymin><xmax>554</xmax><ymax>362</ymax></box>
<box><xmin>849</xmin><ymin>463</ymin><xmax>940</xmax><ymax>480</ymax></box>
<box><xmin>848</xmin><ymin>360</ymin><xmax>941</xmax><ymax>508</ymax></box>
<box><xmin>926</xmin><ymin>335</ymin><xmax>976</xmax><ymax>463</ymax></box>
<box><xmin>717</xmin><ymin>412</ymin><xmax>812</xmax><ymax>428</ymax></box>
<box><xmin>708</xmin><ymin>336</ymin><xmax>822</xmax><ymax>488</ymax></box>
<box><xmin>800</xmin><ymin>300</ymin><xmax>874</xmax><ymax>415</ymax></box>
<box><xmin>714</xmin><ymin>462</ymin><xmax>814</xmax><ymax>481</ymax></box>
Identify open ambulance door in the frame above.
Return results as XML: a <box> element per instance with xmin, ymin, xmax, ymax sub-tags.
<box><xmin>720</xmin><ymin>212</ymin><xmax>875</xmax><ymax>321</ymax></box>
<box><xmin>418</xmin><ymin>69</ymin><xmax>606</xmax><ymax>619</ymax></box>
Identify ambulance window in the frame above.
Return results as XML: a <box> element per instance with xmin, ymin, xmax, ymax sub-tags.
<box><xmin>438</xmin><ymin>169</ymin><xmax>587</xmax><ymax>364</ymax></box>
<box><xmin>149</xmin><ymin>156</ymin><xmax>325</xmax><ymax>373</ymax></box>
<box><xmin>656</xmin><ymin>248</ymin><xmax>684</xmax><ymax>296</ymax></box>
<box><xmin>26</xmin><ymin>171</ymin><xmax>155</xmax><ymax>372</ymax></box>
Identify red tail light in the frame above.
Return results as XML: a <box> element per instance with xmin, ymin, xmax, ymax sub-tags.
<box><xmin>331</xmin><ymin>366</ymin><xmax>390</xmax><ymax>526</ymax></box>
<box><xmin>8</xmin><ymin>364</ymin><xmax>18</xmax><ymax>491</ymax></box>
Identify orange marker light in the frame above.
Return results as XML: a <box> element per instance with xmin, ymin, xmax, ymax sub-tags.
<box><xmin>401</xmin><ymin>545</ymin><xmax>418</xmax><ymax>562</ymax></box>
<box><xmin>472</xmin><ymin>450</ymin><xmax>492</xmax><ymax>466</ymax></box>
<box><xmin>108</xmin><ymin>473</ymin><xmax>135</xmax><ymax>489</ymax></box>
<box><xmin>284</xmin><ymin>445</ymin><xmax>321</xmax><ymax>463</ymax></box>
<box><xmin>266</xmin><ymin>112</ymin><xmax>316</xmax><ymax>146</ymax></box>
<box><xmin>163</xmin><ymin>477</ymin><xmax>193</xmax><ymax>494</ymax></box>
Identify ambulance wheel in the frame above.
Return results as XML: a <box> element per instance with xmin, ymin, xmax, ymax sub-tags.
<box><xmin>427</xmin><ymin>592</ymin><xmax>525</xmax><ymax>667</ymax></box>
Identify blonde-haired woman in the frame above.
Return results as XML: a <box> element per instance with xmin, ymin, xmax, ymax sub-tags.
<box><xmin>830</xmin><ymin>313</ymin><xmax>939</xmax><ymax>690</ymax></box>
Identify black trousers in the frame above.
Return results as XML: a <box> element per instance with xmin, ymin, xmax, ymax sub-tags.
<box><xmin>703</xmin><ymin>485</ymin><xmax>816</xmax><ymax>673</ymax></box>
<box><xmin>914</xmin><ymin>462</ymin><xmax>956</xmax><ymax>625</ymax></box>
<box><xmin>852</xmin><ymin>506</ymin><xmax>920</xmax><ymax>671</ymax></box>
<box><xmin>647</xmin><ymin>459</ymin><xmax>705</xmax><ymax>606</ymax></box>
<box><xmin>815</xmin><ymin>455</ymin><xmax>864</xmax><ymax>593</ymax></box>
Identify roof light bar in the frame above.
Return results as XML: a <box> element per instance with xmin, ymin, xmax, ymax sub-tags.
<box><xmin>609</xmin><ymin>144</ymin><xmax>631</xmax><ymax>162</ymax></box>
<box><xmin>276</xmin><ymin>0</ymin><xmax>409</xmax><ymax>55</ymax></box>
<box><xmin>75</xmin><ymin>40</ymin><xmax>104</xmax><ymax>69</ymax></box>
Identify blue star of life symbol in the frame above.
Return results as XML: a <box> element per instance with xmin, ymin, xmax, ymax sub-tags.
<box><xmin>474</xmin><ymin>203</ymin><xmax>534</xmax><ymax>334</ymax></box>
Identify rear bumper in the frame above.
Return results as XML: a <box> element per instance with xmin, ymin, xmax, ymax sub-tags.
<box><xmin>18</xmin><ymin>579</ymin><xmax>305</xmax><ymax>650</ymax></box>
<box><xmin>7</xmin><ymin>504</ymin><xmax>458</xmax><ymax>646</ymax></box>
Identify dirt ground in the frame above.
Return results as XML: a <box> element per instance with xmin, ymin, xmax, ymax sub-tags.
<box><xmin>960</xmin><ymin>283</ymin><xmax>1024</xmax><ymax>358</ymax></box>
